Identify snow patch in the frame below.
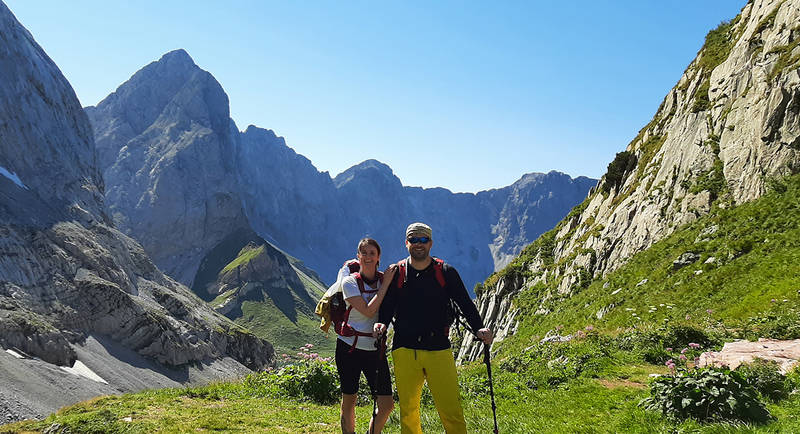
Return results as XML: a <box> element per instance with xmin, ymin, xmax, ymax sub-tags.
<box><xmin>60</xmin><ymin>360</ymin><xmax>108</xmax><ymax>384</ymax></box>
<box><xmin>0</xmin><ymin>165</ymin><xmax>28</xmax><ymax>190</ymax></box>
<box><xmin>5</xmin><ymin>348</ymin><xmax>25</xmax><ymax>359</ymax></box>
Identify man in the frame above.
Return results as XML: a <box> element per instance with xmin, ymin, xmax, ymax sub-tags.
<box><xmin>374</xmin><ymin>222</ymin><xmax>492</xmax><ymax>434</ymax></box>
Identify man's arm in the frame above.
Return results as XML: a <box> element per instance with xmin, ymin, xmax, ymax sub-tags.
<box><xmin>445</xmin><ymin>265</ymin><xmax>493</xmax><ymax>344</ymax></box>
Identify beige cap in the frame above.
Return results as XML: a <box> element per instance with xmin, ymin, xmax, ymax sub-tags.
<box><xmin>406</xmin><ymin>222</ymin><xmax>432</xmax><ymax>239</ymax></box>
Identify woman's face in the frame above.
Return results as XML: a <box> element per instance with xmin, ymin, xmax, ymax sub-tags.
<box><xmin>357</xmin><ymin>244</ymin><xmax>380</xmax><ymax>271</ymax></box>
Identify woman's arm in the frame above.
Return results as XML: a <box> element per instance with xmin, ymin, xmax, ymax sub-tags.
<box><xmin>346</xmin><ymin>265</ymin><xmax>396</xmax><ymax>318</ymax></box>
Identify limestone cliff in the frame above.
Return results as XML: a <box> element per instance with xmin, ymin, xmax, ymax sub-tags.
<box><xmin>85</xmin><ymin>49</ymin><xmax>250</xmax><ymax>287</ymax></box>
<box><xmin>0</xmin><ymin>1</ymin><xmax>273</xmax><ymax>414</ymax></box>
<box><xmin>460</xmin><ymin>0</ymin><xmax>800</xmax><ymax>362</ymax></box>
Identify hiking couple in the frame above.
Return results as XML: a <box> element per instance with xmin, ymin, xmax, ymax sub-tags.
<box><xmin>332</xmin><ymin>222</ymin><xmax>493</xmax><ymax>434</ymax></box>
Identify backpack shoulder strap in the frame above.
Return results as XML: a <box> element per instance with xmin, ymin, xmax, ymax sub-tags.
<box><xmin>352</xmin><ymin>272</ymin><xmax>365</xmax><ymax>293</ymax></box>
<box><xmin>432</xmin><ymin>257</ymin><xmax>446</xmax><ymax>288</ymax></box>
<box><xmin>396</xmin><ymin>259</ymin><xmax>407</xmax><ymax>288</ymax></box>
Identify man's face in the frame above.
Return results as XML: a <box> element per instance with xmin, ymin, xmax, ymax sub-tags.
<box><xmin>406</xmin><ymin>233</ymin><xmax>432</xmax><ymax>261</ymax></box>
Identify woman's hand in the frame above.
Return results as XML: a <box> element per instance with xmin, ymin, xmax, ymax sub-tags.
<box><xmin>380</xmin><ymin>264</ymin><xmax>397</xmax><ymax>290</ymax></box>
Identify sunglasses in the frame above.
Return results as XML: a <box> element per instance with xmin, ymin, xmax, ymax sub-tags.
<box><xmin>407</xmin><ymin>236</ymin><xmax>431</xmax><ymax>244</ymax></box>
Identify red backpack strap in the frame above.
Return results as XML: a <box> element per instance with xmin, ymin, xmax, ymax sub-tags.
<box><xmin>352</xmin><ymin>271</ymin><xmax>381</xmax><ymax>294</ymax></box>
<box><xmin>432</xmin><ymin>257</ymin><xmax>446</xmax><ymax>288</ymax></box>
<box><xmin>396</xmin><ymin>259</ymin><xmax>407</xmax><ymax>288</ymax></box>
<box><xmin>352</xmin><ymin>272</ymin><xmax>365</xmax><ymax>293</ymax></box>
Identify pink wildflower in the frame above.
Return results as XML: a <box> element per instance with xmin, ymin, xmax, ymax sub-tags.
<box><xmin>681</xmin><ymin>348</ymin><xmax>688</xmax><ymax>354</ymax></box>
<box><xmin>665</xmin><ymin>347</ymin><xmax>673</xmax><ymax>352</ymax></box>
<box><xmin>679</xmin><ymin>354</ymin><xmax>687</xmax><ymax>361</ymax></box>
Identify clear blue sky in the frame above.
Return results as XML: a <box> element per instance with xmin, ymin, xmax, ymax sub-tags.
<box><xmin>5</xmin><ymin>1</ymin><xmax>745</xmax><ymax>193</ymax></box>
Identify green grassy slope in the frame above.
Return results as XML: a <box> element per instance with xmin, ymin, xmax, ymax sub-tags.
<box><xmin>498</xmin><ymin>173</ymin><xmax>800</xmax><ymax>353</ymax></box>
<box><xmin>5</xmin><ymin>179</ymin><xmax>800</xmax><ymax>433</ymax></box>
<box><xmin>6</xmin><ymin>178</ymin><xmax>799</xmax><ymax>433</ymax></box>
<box><xmin>215</xmin><ymin>243</ymin><xmax>335</xmax><ymax>357</ymax></box>
<box><xmin>4</xmin><ymin>360</ymin><xmax>800</xmax><ymax>433</ymax></box>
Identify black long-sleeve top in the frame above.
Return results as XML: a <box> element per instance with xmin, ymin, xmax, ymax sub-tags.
<box><xmin>378</xmin><ymin>259</ymin><xmax>484</xmax><ymax>351</ymax></box>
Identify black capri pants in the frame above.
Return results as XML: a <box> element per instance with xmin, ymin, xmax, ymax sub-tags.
<box><xmin>335</xmin><ymin>338</ymin><xmax>392</xmax><ymax>396</ymax></box>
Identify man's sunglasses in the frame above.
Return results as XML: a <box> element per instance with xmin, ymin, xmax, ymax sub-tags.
<box><xmin>407</xmin><ymin>236</ymin><xmax>431</xmax><ymax>244</ymax></box>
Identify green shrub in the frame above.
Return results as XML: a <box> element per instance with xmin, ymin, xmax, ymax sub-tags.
<box><xmin>642</xmin><ymin>367</ymin><xmax>771</xmax><ymax>423</ymax></box>
<box><xmin>743</xmin><ymin>307</ymin><xmax>800</xmax><ymax>340</ymax></box>
<box><xmin>617</xmin><ymin>324</ymin><xmax>720</xmax><ymax>364</ymax></box>
<box><xmin>735</xmin><ymin>359</ymin><xmax>789</xmax><ymax>401</ymax></box>
<box><xmin>602</xmin><ymin>151</ymin><xmax>638</xmax><ymax>194</ymax></box>
<box><xmin>243</xmin><ymin>360</ymin><xmax>339</xmax><ymax>404</ymax></box>
<box><xmin>500</xmin><ymin>334</ymin><xmax>615</xmax><ymax>388</ymax></box>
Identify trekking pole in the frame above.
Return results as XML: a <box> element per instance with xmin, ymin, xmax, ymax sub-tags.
<box><xmin>474</xmin><ymin>338</ymin><xmax>499</xmax><ymax>434</ymax></box>
<box><xmin>370</xmin><ymin>332</ymin><xmax>387</xmax><ymax>434</ymax></box>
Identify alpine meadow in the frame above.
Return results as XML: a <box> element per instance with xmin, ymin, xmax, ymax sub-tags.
<box><xmin>2</xmin><ymin>0</ymin><xmax>800</xmax><ymax>433</ymax></box>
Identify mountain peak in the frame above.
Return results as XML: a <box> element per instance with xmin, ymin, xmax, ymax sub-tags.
<box><xmin>158</xmin><ymin>48</ymin><xmax>195</xmax><ymax>67</ymax></box>
<box><xmin>333</xmin><ymin>159</ymin><xmax>398</xmax><ymax>188</ymax></box>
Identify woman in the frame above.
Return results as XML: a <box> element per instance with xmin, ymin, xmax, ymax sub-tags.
<box><xmin>336</xmin><ymin>238</ymin><xmax>396</xmax><ymax>434</ymax></box>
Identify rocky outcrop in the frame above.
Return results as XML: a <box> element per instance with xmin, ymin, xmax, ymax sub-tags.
<box><xmin>85</xmin><ymin>49</ymin><xmax>250</xmax><ymax>287</ymax></box>
<box><xmin>0</xmin><ymin>0</ymin><xmax>273</xmax><ymax>387</ymax></box>
<box><xmin>699</xmin><ymin>339</ymin><xmax>800</xmax><ymax>373</ymax></box>
<box><xmin>461</xmin><ymin>0</ymin><xmax>800</xmax><ymax>362</ymax></box>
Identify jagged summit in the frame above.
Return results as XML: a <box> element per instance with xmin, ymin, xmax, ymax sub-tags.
<box><xmin>243</xmin><ymin>125</ymin><xmax>287</xmax><ymax>146</ymax></box>
<box><xmin>86</xmin><ymin>48</ymin><xmax>247</xmax><ymax>287</ymax></box>
<box><xmin>91</xmin><ymin>50</ymin><xmax>597</xmax><ymax>294</ymax></box>
<box><xmin>334</xmin><ymin>159</ymin><xmax>399</xmax><ymax>188</ymax></box>
<box><xmin>158</xmin><ymin>48</ymin><xmax>196</xmax><ymax>67</ymax></box>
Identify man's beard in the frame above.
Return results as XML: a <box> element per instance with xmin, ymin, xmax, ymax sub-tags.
<box><xmin>410</xmin><ymin>248</ymin><xmax>428</xmax><ymax>261</ymax></box>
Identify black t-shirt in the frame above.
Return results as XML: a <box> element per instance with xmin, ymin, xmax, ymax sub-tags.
<box><xmin>378</xmin><ymin>258</ymin><xmax>484</xmax><ymax>351</ymax></box>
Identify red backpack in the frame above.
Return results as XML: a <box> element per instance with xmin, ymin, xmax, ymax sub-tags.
<box><xmin>330</xmin><ymin>260</ymin><xmax>383</xmax><ymax>352</ymax></box>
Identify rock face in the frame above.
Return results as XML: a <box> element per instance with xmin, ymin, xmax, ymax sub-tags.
<box><xmin>0</xmin><ymin>2</ymin><xmax>274</xmax><ymax>420</ymax></box>
<box><xmin>238</xmin><ymin>151</ymin><xmax>596</xmax><ymax>291</ymax></box>
<box><xmin>699</xmin><ymin>339</ymin><xmax>800</xmax><ymax>373</ymax></box>
<box><xmin>460</xmin><ymin>0</ymin><xmax>800</xmax><ymax>362</ymax></box>
<box><xmin>479</xmin><ymin>172</ymin><xmax>599</xmax><ymax>269</ymax></box>
<box><xmin>85</xmin><ymin>49</ymin><xmax>250</xmax><ymax>286</ymax></box>
<box><xmin>235</xmin><ymin>126</ymin><xmax>349</xmax><ymax>277</ymax></box>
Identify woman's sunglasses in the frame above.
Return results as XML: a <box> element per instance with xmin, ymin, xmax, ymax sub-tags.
<box><xmin>407</xmin><ymin>236</ymin><xmax>431</xmax><ymax>244</ymax></box>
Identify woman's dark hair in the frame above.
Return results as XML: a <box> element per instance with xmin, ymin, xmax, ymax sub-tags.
<box><xmin>357</xmin><ymin>238</ymin><xmax>381</xmax><ymax>256</ymax></box>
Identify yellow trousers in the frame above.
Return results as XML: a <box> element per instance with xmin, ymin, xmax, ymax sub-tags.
<box><xmin>392</xmin><ymin>347</ymin><xmax>466</xmax><ymax>434</ymax></box>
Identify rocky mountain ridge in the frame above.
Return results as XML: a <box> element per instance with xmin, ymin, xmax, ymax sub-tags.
<box><xmin>88</xmin><ymin>51</ymin><xmax>597</xmax><ymax>292</ymax></box>
<box><xmin>86</xmin><ymin>49</ymin><xmax>251</xmax><ymax>286</ymax></box>
<box><xmin>0</xmin><ymin>2</ymin><xmax>274</xmax><ymax>421</ymax></box>
<box><xmin>460</xmin><ymin>0</ymin><xmax>800</xmax><ymax>362</ymax></box>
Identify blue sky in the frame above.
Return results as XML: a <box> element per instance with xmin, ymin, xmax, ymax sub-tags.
<box><xmin>6</xmin><ymin>1</ymin><xmax>745</xmax><ymax>193</ymax></box>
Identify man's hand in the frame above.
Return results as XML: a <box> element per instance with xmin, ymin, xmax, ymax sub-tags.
<box><xmin>476</xmin><ymin>328</ymin><xmax>493</xmax><ymax>345</ymax></box>
<box><xmin>373</xmin><ymin>322</ymin><xmax>387</xmax><ymax>338</ymax></box>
